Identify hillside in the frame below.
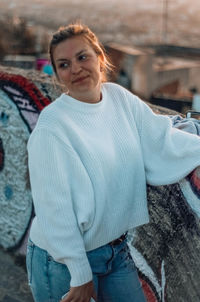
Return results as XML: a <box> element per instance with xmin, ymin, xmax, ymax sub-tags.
<box><xmin>0</xmin><ymin>0</ymin><xmax>200</xmax><ymax>47</ymax></box>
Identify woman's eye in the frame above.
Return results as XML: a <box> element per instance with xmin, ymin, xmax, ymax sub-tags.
<box><xmin>59</xmin><ymin>62</ymin><xmax>69</xmax><ymax>69</ymax></box>
<box><xmin>79</xmin><ymin>54</ymin><xmax>87</xmax><ymax>61</ymax></box>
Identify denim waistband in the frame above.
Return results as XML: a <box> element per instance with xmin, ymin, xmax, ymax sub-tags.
<box><xmin>109</xmin><ymin>232</ymin><xmax>127</xmax><ymax>246</ymax></box>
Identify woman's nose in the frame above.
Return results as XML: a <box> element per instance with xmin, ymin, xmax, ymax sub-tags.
<box><xmin>71</xmin><ymin>61</ymin><xmax>81</xmax><ymax>74</ymax></box>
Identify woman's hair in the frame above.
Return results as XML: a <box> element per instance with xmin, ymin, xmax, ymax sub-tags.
<box><xmin>49</xmin><ymin>23</ymin><xmax>113</xmax><ymax>82</ymax></box>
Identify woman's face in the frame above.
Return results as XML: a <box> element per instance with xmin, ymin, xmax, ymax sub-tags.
<box><xmin>53</xmin><ymin>36</ymin><xmax>103</xmax><ymax>103</ymax></box>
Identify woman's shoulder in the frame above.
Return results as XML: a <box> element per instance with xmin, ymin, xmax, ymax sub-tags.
<box><xmin>102</xmin><ymin>82</ymin><xmax>140</xmax><ymax>108</ymax></box>
<box><xmin>37</xmin><ymin>94</ymin><xmax>65</xmax><ymax>121</ymax></box>
<box><xmin>102</xmin><ymin>81</ymin><xmax>125</xmax><ymax>92</ymax></box>
<box><xmin>29</xmin><ymin>94</ymin><xmax>65</xmax><ymax>136</ymax></box>
<box><xmin>103</xmin><ymin>82</ymin><xmax>138</xmax><ymax>98</ymax></box>
<box><xmin>41</xmin><ymin>93</ymin><xmax>65</xmax><ymax>114</ymax></box>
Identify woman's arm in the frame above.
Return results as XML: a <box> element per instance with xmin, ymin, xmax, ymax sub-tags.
<box><xmin>28</xmin><ymin>128</ymin><xmax>93</xmax><ymax>287</ymax></box>
<box><xmin>128</xmin><ymin>93</ymin><xmax>200</xmax><ymax>186</ymax></box>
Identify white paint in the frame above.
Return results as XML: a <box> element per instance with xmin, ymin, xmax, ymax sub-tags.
<box><xmin>127</xmin><ymin>233</ymin><xmax>162</xmax><ymax>299</ymax></box>
<box><xmin>179</xmin><ymin>178</ymin><xmax>200</xmax><ymax>218</ymax></box>
<box><xmin>161</xmin><ymin>260</ymin><xmax>166</xmax><ymax>302</ymax></box>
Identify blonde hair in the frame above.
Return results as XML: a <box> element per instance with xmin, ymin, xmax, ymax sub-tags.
<box><xmin>49</xmin><ymin>23</ymin><xmax>113</xmax><ymax>82</ymax></box>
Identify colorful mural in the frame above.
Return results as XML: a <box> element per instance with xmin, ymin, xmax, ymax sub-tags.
<box><xmin>0</xmin><ymin>67</ymin><xmax>200</xmax><ymax>301</ymax></box>
<box><xmin>128</xmin><ymin>172</ymin><xmax>200</xmax><ymax>302</ymax></box>
<box><xmin>0</xmin><ymin>71</ymin><xmax>51</xmax><ymax>249</ymax></box>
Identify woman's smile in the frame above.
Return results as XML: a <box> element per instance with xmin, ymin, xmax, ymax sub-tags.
<box><xmin>54</xmin><ymin>36</ymin><xmax>103</xmax><ymax>103</ymax></box>
<box><xmin>72</xmin><ymin>75</ymin><xmax>90</xmax><ymax>84</ymax></box>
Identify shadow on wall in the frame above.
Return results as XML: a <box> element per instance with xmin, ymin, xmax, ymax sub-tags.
<box><xmin>0</xmin><ymin>66</ymin><xmax>200</xmax><ymax>302</ymax></box>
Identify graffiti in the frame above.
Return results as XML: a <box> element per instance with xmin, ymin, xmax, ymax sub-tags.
<box><xmin>187</xmin><ymin>168</ymin><xmax>200</xmax><ymax>198</ymax></box>
<box><xmin>0</xmin><ymin>72</ymin><xmax>51</xmax><ymax>249</ymax></box>
<box><xmin>130</xmin><ymin>181</ymin><xmax>200</xmax><ymax>301</ymax></box>
<box><xmin>127</xmin><ymin>242</ymin><xmax>162</xmax><ymax>302</ymax></box>
<box><xmin>0</xmin><ymin>72</ymin><xmax>51</xmax><ymax>132</ymax></box>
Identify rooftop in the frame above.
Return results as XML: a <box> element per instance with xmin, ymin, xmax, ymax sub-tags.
<box><xmin>106</xmin><ymin>42</ymin><xmax>151</xmax><ymax>56</ymax></box>
<box><xmin>154</xmin><ymin>57</ymin><xmax>200</xmax><ymax>72</ymax></box>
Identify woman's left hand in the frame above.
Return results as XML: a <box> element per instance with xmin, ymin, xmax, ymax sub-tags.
<box><xmin>61</xmin><ymin>280</ymin><xmax>97</xmax><ymax>302</ymax></box>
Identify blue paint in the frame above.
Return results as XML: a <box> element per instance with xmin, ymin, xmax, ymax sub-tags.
<box><xmin>4</xmin><ymin>185</ymin><xmax>13</xmax><ymax>200</ymax></box>
<box><xmin>0</xmin><ymin>111</ymin><xmax>9</xmax><ymax>127</ymax></box>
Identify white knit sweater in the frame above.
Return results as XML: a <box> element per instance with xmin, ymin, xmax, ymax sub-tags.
<box><xmin>27</xmin><ymin>82</ymin><xmax>200</xmax><ymax>287</ymax></box>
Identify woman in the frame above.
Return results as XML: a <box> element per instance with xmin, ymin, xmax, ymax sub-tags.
<box><xmin>26</xmin><ymin>23</ymin><xmax>200</xmax><ymax>302</ymax></box>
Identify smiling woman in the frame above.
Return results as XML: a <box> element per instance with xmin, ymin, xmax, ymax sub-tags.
<box><xmin>48</xmin><ymin>24</ymin><xmax>113</xmax><ymax>104</ymax></box>
<box><xmin>26</xmin><ymin>22</ymin><xmax>200</xmax><ymax>302</ymax></box>
<box><xmin>49</xmin><ymin>24</ymin><xmax>112</xmax><ymax>79</ymax></box>
<box><xmin>53</xmin><ymin>36</ymin><xmax>102</xmax><ymax>103</ymax></box>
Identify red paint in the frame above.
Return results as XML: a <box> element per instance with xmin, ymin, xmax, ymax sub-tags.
<box><xmin>0</xmin><ymin>72</ymin><xmax>50</xmax><ymax>111</ymax></box>
<box><xmin>190</xmin><ymin>169</ymin><xmax>200</xmax><ymax>190</ymax></box>
<box><xmin>140</xmin><ymin>278</ymin><xmax>159</xmax><ymax>302</ymax></box>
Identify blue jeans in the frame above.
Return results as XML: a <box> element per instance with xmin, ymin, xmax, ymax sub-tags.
<box><xmin>26</xmin><ymin>238</ymin><xmax>146</xmax><ymax>302</ymax></box>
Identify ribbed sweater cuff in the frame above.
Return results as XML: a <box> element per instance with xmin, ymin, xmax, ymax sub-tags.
<box><xmin>64</xmin><ymin>258</ymin><xmax>93</xmax><ymax>287</ymax></box>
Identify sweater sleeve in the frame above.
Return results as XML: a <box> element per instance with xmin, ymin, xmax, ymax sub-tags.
<box><xmin>27</xmin><ymin>128</ymin><xmax>93</xmax><ymax>287</ymax></box>
<box><xmin>131</xmin><ymin>95</ymin><xmax>200</xmax><ymax>186</ymax></box>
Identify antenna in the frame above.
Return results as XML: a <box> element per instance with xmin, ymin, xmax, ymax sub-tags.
<box><xmin>162</xmin><ymin>0</ymin><xmax>169</xmax><ymax>44</ymax></box>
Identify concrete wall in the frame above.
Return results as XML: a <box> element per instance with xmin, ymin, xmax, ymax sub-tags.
<box><xmin>133</xmin><ymin>53</ymin><xmax>154</xmax><ymax>98</ymax></box>
<box><xmin>189</xmin><ymin>66</ymin><xmax>200</xmax><ymax>92</ymax></box>
<box><xmin>0</xmin><ymin>66</ymin><xmax>200</xmax><ymax>302</ymax></box>
<box><xmin>152</xmin><ymin>68</ymin><xmax>190</xmax><ymax>95</ymax></box>
<box><xmin>106</xmin><ymin>46</ymin><xmax>155</xmax><ymax>98</ymax></box>
<box><xmin>105</xmin><ymin>47</ymin><xmax>132</xmax><ymax>87</ymax></box>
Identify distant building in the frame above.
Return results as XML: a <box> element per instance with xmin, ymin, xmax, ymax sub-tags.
<box><xmin>105</xmin><ymin>43</ymin><xmax>154</xmax><ymax>98</ymax></box>
<box><xmin>190</xmin><ymin>87</ymin><xmax>200</xmax><ymax>112</ymax></box>
<box><xmin>106</xmin><ymin>42</ymin><xmax>200</xmax><ymax>112</ymax></box>
<box><xmin>116</xmin><ymin>69</ymin><xmax>130</xmax><ymax>89</ymax></box>
<box><xmin>151</xmin><ymin>58</ymin><xmax>200</xmax><ymax>112</ymax></box>
<box><xmin>2</xmin><ymin>55</ymin><xmax>36</xmax><ymax>70</ymax></box>
<box><xmin>152</xmin><ymin>57</ymin><xmax>200</xmax><ymax>96</ymax></box>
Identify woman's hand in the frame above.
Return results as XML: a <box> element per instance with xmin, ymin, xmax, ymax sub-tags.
<box><xmin>62</xmin><ymin>280</ymin><xmax>97</xmax><ymax>302</ymax></box>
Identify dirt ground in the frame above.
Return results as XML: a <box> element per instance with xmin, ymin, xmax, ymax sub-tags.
<box><xmin>0</xmin><ymin>247</ymin><xmax>33</xmax><ymax>302</ymax></box>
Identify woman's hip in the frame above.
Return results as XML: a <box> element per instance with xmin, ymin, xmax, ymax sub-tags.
<box><xmin>26</xmin><ymin>238</ymin><xmax>71</xmax><ymax>302</ymax></box>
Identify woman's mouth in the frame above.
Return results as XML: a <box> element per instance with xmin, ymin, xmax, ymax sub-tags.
<box><xmin>72</xmin><ymin>75</ymin><xmax>89</xmax><ymax>84</ymax></box>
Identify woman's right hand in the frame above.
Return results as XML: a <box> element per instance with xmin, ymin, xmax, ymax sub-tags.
<box><xmin>61</xmin><ymin>280</ymin><xmax>97</xmax><ymax>302</ymax></box>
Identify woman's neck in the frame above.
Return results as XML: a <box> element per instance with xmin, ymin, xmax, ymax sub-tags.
<box><xmin>68</xmin><ymin>85</ymin><xmax>102</xmax><ymax>104</ymax></box>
